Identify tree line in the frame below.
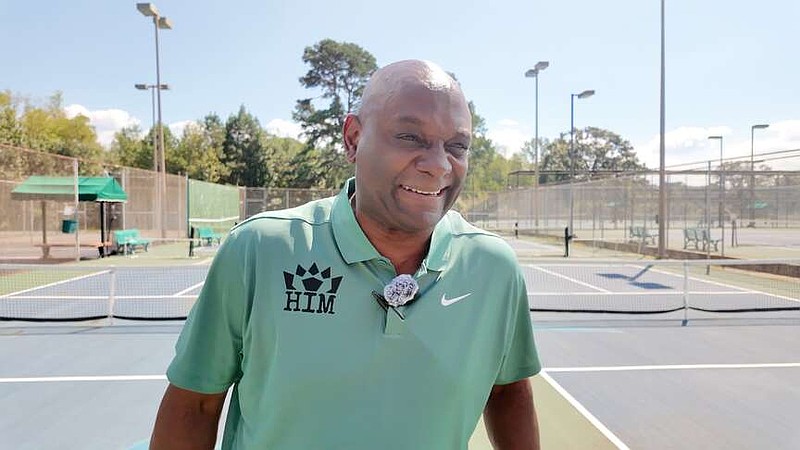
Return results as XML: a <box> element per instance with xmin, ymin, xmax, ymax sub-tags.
<box><xmin>1</xmin><ymin>38</ymin><xmax>648</xmax><ymax>190</ymax></box>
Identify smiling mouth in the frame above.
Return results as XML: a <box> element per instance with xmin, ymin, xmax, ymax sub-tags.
<box><xmin>401</xmin><ymin>185</ymin><xmax>444</xmax><ymax>196</ymax></box>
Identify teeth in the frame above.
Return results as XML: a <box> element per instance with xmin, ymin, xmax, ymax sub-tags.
<box><xmin>402</xmin><ymin>185</ymin><xmax>442</xmax><ymax>196</ymax></box>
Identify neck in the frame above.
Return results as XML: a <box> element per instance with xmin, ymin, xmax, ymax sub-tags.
<box><xmin>351</xmin><ymin>198</ymin><xmax>431</xmax><ymax>275</ymax></box>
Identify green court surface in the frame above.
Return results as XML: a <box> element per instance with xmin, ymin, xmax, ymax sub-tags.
<box><xmin>80</xmin><ymin>240</ymin><xmax>217</xmax><ymax>267</ymax></box>
<box><xmin>469</xmin><ymin>374</ymin><xmax>618</xmax><ymax>449</ymax></box>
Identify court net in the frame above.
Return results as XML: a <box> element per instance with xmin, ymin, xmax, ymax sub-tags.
<box><xmin>2</xmin><ymin>258</ymin><xmax>798</xmax><ymax>322</ymax></box>
<box><xmin>0</xmin><ymin>264</ymin><xmax>209</xmax><ymax>322</ymax></box>
<box><xmin>523</xmin><ymin>258</ymin><xmax>800</xmax><ymax>316</ymax></box>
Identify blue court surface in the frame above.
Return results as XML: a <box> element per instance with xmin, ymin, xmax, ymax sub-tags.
<box><xmin>1</xmin><ymin>255</ymin><xmax>799</xmax><ymax>449</ymax></box>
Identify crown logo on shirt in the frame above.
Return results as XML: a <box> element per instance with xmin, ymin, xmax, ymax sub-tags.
<box><xmin>283</xmin><ymin>263</ymin><xmax>343</xmax><ymax>315</ymax></box>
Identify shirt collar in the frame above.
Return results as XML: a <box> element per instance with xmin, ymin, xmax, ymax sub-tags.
<box><xmin>331</xmin><ymin>178</ymin><xmax>452</xmax><ymax>271</ymax></box>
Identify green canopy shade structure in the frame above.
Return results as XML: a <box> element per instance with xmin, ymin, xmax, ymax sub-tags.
<box><xmin>10</xmin><ymin>176</ymin><xmax>128</xmax><ymax>258</ymax></box>
<box><xmin>10</xmin><ymin>176</ymin><xmax>127</xmax><ymax>202</ymax></box>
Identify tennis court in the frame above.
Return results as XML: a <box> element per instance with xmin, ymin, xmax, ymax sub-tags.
<box><xmin>1</xmin><ymin>241</ymin><xmax>799</xmax><ymax>449</ymax></box>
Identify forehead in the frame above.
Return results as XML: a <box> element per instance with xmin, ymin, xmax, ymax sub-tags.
<box><xmin>377</xmin><ymin>82</ymin><xmax>471</xmax><ymax>133</ymax></box>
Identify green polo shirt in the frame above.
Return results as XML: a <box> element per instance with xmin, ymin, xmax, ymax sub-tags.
<box><xmin>167</xmin><ymin>179</ymin><xmax>540</xmax><ymax>449</ymax></box>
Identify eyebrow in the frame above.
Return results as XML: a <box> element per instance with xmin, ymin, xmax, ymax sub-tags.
<box><xmin>395</xmin><ymin>116</ymin><xmax>424</xmax><ymax>126</ymax></box>
<box><xmin>394</xmin><ymin>116</ymin><xmax>471</xmax><ymax>140</ymax></box>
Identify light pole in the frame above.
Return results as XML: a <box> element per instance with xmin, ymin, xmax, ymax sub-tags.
<box><xmin>525</xmin><ymin>61</ymin><xmax>549</xmax><ymax>230</ymax></box>
<box><xmin>657</xmin><ymin>0</ymin><xmax>667</xmax><ymax>258</ymax></box>
<box><xmin>749</xmin><ymin>124</ymin><xmax>769</xmax><ymax>227</ymax></box>
<box><xmin>708</xmin><ymin>135</ymin><xmax>724</xmax><ymax>255</ymax></box>
<box><xmin>569</xmin><ymin>89</ymin><xmax>595</xmax><ymax>240</ymax></box>
<box><xmin>134</xmin><ymin>83</ymin><xmax>169</xmax><ymax>172</ymax></box>
<box><xmin>137</xmin><ymin>3</ymin><xmax>172</xmax><ymax>239</ymax></box>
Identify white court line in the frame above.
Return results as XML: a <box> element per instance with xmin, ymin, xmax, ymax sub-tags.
<box><xmin>0</xmin><ymin>374</ymin><xmax>167</xmax><ymax>383</ymax></box>
<box><xmin>0</xmin><ymin>270</ymin><xmax>111</xmax><ymax>298</ymax></box>
<box><xmin>622</xmin><ymin>264</ymin><xmax>753</xmax><ymax>293</ymax></box>
<box><xmin>627</xmin><ymin>264</ymin><xmax>800</xmax><ymax>305</ymax></box>
<box><xmin>173</xmin><ymin>281</ymin><xmax>204</xmax><ymax>297</ymax></box>
<box><xmin>540</xmin><ymin>371</ymin><xmax>630</xmax><ymax>449</ymax></box>
<box><xmin>525</xmin><ymin>265</ymin><xmax>612</xmax><ymax>293</ymax></box>
<box><xmin>546</xmin><ymin>362</ymin><xmax>800</xmax><ymax>373</ymax></box>
<box><xmin>528</xmin><ymin>291</ymin><xmax>753</xmax><ymax>296</ymax></box>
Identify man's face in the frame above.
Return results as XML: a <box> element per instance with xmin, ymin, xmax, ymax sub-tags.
<box><xmin>346</xmin><ymin>82</ymin><xmax>471</xmax><ymax>235</ymax></box>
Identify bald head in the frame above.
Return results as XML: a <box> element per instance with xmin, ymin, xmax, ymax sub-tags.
<box><xmin>358</xmin><ymin>60</ymin><xmax>465</xmax><ymax>123</ymax></box>
<box><xmin>340</xmin><ymin>58</ymin><xmax>472</xmax><ymax>237</ymax></box>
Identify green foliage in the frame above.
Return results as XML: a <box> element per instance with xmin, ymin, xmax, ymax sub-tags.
<box><xmin>222</xmin><ymin>106</ymin><xmax>266</xmax><ymax>187</ymax></box>
<box><xmin>0</xmin><ymin>91</ymin><xmax>23</xmax><ymax>145</ymax></box>
<box><xmin>464</xmin><ymin>102</ymin><xmax>513</xmax><ymax>192</ymax></box>
<box><xmin>173</xmin><ymin>118</ymin><xmax>229</xmax><ymax>183</ymax></box>
<box><xmin>109</xmin><ymin>125</ymin><xmax>150</xmax><ymax>169</ymax></box>
<box><xmin>539</xmin><ymin>127</ymin><xmax>646</xmax><ymax>184</ymax></box>
<box><xmin>291</xmin><ymin>39</ymin><xmax>377</xmax><ymax>188</ymax></box>
<box><xmin>297</xmin><ymin>39</ymin><xmax>377</xmax><ymax>115</ymax></box>
<box><xmin>0</xmin><ymin>91</ymin><xmax>104</xmax><ymax>175</ymax></box>
<box><xmin>261</xmin><ymin>134</ymin><xmax>305</xmax><ymax>187</ymax></box>
<box><xmin>0</xmin><ymin>91</ymin><xmax>104</xmax><ymax>174</ymax></box>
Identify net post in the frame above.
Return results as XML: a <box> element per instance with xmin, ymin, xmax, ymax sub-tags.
<box><xmin>188</xmin><ymin>226</ymin><xmax>195</xmax><ymax>257</ymax></box>
<box><xmin>108</xmin><ymin>266</ymin><xmax>117</xmax><ymax>325</ymax></box>
<box><xmin>682</xmin><ymin>260</ymin><xmax>689</xmax><ymax>326</ymax></box>
<box><xmin>564</xmin><ymin>226</ymin><xmax>572</xmax><ymax>257</ymax></box>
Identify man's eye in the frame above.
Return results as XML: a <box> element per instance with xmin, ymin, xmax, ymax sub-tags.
<box><xmin>397</xmin><ymin>134</ymin><xmax>421</xmax><ymax>142</ymax></box>
<box><xmin>447</xmin><ymin>143</ymin><xmax>470</xmax><ymax>157</ymax></box>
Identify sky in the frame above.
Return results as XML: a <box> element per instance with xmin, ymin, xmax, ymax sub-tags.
<box><xmin>3</xmin><ymin>0</ymin><xmax>799</xmax><ymax>170</ymax></box>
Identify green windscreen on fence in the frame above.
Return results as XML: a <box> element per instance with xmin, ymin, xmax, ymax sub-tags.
<box><xmin>188</xmin><ymin>179</ymin><xmax>240</xmax><ymax>221</ymax></box>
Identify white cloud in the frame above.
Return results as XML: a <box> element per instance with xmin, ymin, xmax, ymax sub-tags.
<box><xmin>64</xmin><ymin>104</ymin><xmax>140</xmax><ymax>147</ymax></box>
<box><xmin>634</xmin><ymin>120</ymin><xmax>800</xmax><ymax>174</ymax></box>
<box><xmin>634</xmin><ymin>120</ymin><xmax>800</xmax><ymax>171</ymax></box>
<box><xmin>168</xmin><ymin>120</ymin><xmax>195</xmax><ymax>138</ymax></box>
<box><xmin>64</xmin><ymin>104</ymin><xmax>199</xmax><ymax>147</ymax></box>
<box><xmin>265</xmin><ymin>118</ymin><xmax>303</xmax><ymax>140</ymax></box>
<box><xmin>486</xmin><ymin>119</ymin><xmax>531</xmax><ymax>157</ymax></box>
<box><xmin>772</xmin><ymin>119</ymin><xmax>800</xmax><ymax>142</ymax></box>
<box><xmin>635</xmin><ymin>126</ymin><xmax>732</xmax><ymax>169</ymax></box>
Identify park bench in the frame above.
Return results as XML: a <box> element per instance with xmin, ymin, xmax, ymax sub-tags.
<box><xmin>698</xmin><ymin>228</ymin><xmax>721</xmax><ymax>252</ymax></box>
<box><xmin>629</xmin><ymin>225</ymin><xmax>658</xmax><ymax>245</ymax></box>
<box><xmin>113</xmin><ymin>229</ymin><xmax>151</xmax><ymax>255</ymax></box>
<box><xmin>196</xmin><ymin>227</ymin><xmax>223</xmax><ymax>246</ymax></box>
<box><xmin>683</xmin><ymin>227</ymin><xmax>701</xmax><ymax>249</ymax></box>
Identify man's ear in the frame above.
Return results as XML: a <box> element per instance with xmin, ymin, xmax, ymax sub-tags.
<box><xmin>343</xmin><ymin>114</ymin><xmax>361</xmax><ymax>163</ymax></box>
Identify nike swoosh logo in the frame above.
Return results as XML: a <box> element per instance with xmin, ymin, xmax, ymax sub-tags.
<box><xmin>441</xmin><ymin>293</ymin><xmax>472</xmax><ymax>306</ymax></box>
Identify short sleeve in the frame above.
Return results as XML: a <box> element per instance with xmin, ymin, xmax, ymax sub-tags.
<box><xmin>166</xmin><ymin>229</ymin><xmax>248</xmax><ymax>394</ymax></box>
<box><xmin>495</xmin><ymin>270</ymin><xmax>541</xmax><ymax>384</ymax></box>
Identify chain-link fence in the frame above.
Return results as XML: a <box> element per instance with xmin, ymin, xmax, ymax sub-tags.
<box><xmin>0</xmin><ymin>145</ymin><xmax>242</xmax><ymax>261</ymax></box>
<box><xmin>1</xmin><ymin>145</ymin><xmax>81</xmax><ymax>260</ymax></box>
<box><xmin>243</xmin><ymin>187</ymin><xmax>338</xmax><ymax>218</ymax></box>
<box><xmin>460</xmin><ymin>168</ymin><xmax>800</xmax><ymax>255</ymax></box>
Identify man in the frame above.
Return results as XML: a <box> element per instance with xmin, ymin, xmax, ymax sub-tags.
<box><xmin>150</xmin><ymin>60</ymin><xmax>541</xmax><ymax>449</ymax></box>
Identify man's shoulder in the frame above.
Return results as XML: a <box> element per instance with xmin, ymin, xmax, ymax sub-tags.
<box><xmin>233</xmin><ymin>196</ymin><xmax>335</xmax><ymax>234</ymax></box>
<box><xmin>443</xmin><ymin>211</ymin><xmax>517</xmax><ymax>261</ymax></box>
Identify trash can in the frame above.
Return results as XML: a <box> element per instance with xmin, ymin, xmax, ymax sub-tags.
<box><xmin>61</xmin><ymin>219</ymin><xmax>78</xmax><ymax>234</ymax></box>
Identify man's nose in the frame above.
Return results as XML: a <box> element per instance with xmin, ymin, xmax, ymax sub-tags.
<box><xmin>416</xmin><ymin>142</ymin><xmax>452</xmax><ymax>177</ymax></box>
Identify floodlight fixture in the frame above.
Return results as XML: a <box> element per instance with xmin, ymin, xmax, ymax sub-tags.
<box><xmin>136</xmin><ymin>3</ymin><xmax>158</xmax><ymax>17</ymax></box>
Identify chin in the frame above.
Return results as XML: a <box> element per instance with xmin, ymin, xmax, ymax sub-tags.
<box><xmin>414</xmin><ymin>211</ymin><xmax>446</xmax><ymax>231</ymax></box>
